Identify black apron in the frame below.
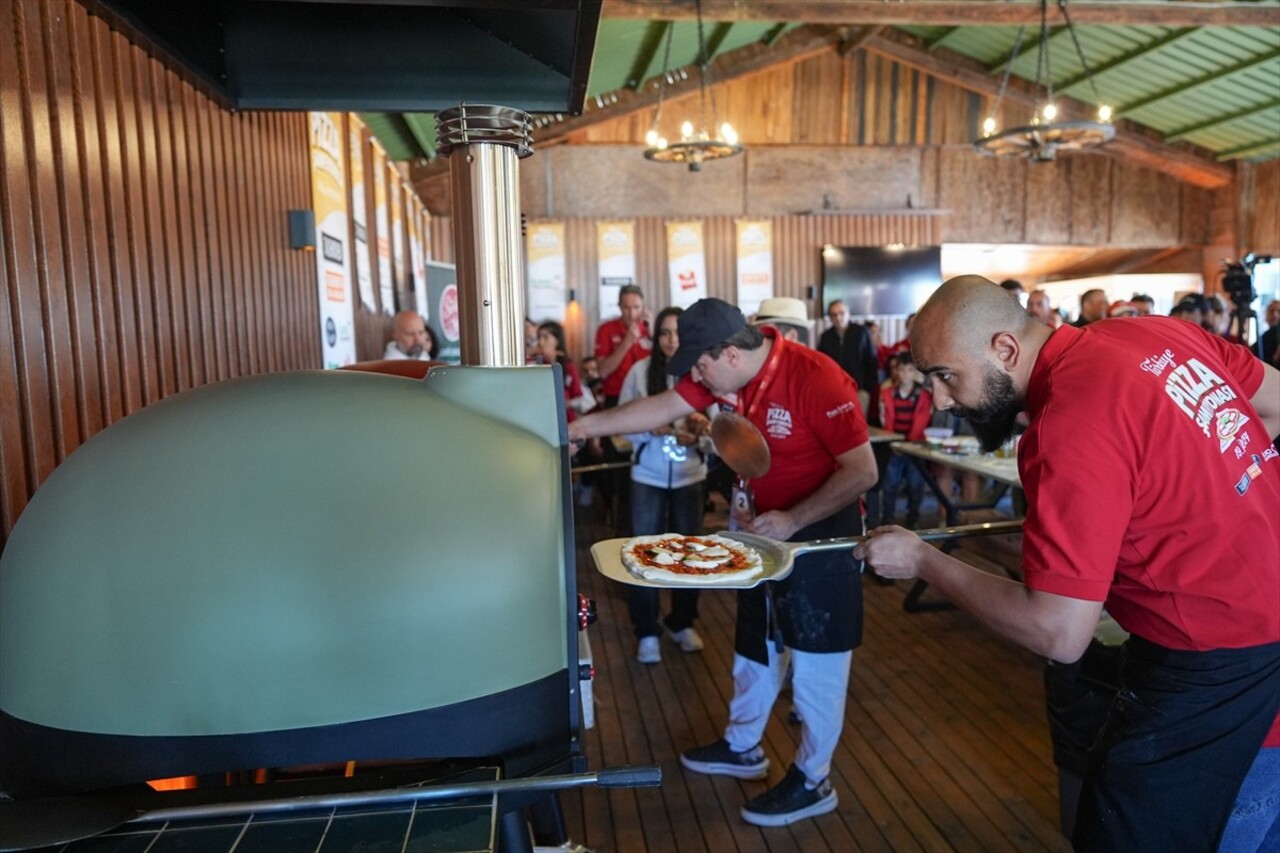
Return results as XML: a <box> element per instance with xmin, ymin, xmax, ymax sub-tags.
<box><xmin>1073</xmin><ymin>636</ymin><xmax>1280</xmax><ymax>852</ymax></box>
<box><xmin>734</xmin><ymin>503</ymin><xmax>863</xmax><ymax>664</ymax></box>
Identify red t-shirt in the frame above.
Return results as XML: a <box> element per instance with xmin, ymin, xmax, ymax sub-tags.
<box><xmin>1019</xmin><ymin>318</ymin><xmax>1280</xmax><ymax>743</ymax></box>
<box><xmin>595</xmin><ymin>318</ymin><xmax>652</xmax><ymax>398</ymax></box>
<box><xmin>561</xmin><ymin>359</ymin><xmax>584</xmax><ymax>422</ymax></box>
<box><xmin>674</xmin><ymin>330</ymin><xmax>869</xmax><ymax>514</ymax></box>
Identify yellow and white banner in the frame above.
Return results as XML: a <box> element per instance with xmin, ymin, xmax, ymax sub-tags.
<box><xmin>408</xmin><ymin>198</ymin><xmax>428</xmax><ymax>320</ymax></box>
<box><xmin>736</xmin><ymin>220</ymin><xmax>774</xmax><ymax>317</ymax></box>
<box><xmin>348</xmin><ymin>115</ymin><xmax>375</xmax><ymax>312</ymax></box>
<box><xmin>372</xmin><ymin>144</ymin><xmax>394</xmax><ymax>316</ymax></box>
<box><xmin>526</xmin><ymin>222</ymin><xmax>567</xmax><ymax>323</ymax></box>
<box><xmin>667</xmin><ymin>220</ymin><xmax>707</xmax><ymax>309</ymax></box>
<box><xmin>596</xmin><ymin>221</ymin><xmax>636</xmax><ymax>322</ymax></box>
<box><xmin>390</xmin><ymin>168</ymin><xmax>405</xmax><ymax>310</ymax></box>
<box><xmin>308</xmin><ymin>112</ymin><xmax>356</xmax><ymax>368</ymax></box>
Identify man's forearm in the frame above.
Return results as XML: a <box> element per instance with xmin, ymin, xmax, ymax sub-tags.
<box><xmin>788</xmin><ymin>444</ymin><xmax>877</xmax><ymax>531</ymax></box>
<box><xmin>912</xmin><ymin>545</ymin><xmax>1102</xmax><ymax>663</ymax></box>
<box><xmin>570</xmin><ymin>390</ymin><xmax>693</xmax><ymax>441</ymax></box>
<box><xmin>596</xmin><ymin>338</ymin><xmax>631</xmax><ymax>380</ymax></box>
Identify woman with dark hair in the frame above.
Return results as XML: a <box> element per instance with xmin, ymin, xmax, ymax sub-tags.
<box><xmin>423</xmin><ymin>323</ymin><xmax>441</xmax><ymax>360</ymax></box>
<box><xmin>536</xmin><ymin>320</ymin><xmax>590</xmax><ymax>420</ymax></box>
<box><xmin>617</xmin><ymin>306</ymin><xmax>708</xmax><ymax>664</ymax></box>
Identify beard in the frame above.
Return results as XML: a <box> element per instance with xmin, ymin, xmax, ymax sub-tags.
<box><xmin>950</xmin><ymin>365</ymin><xmax>1023</xmax><ymax>453</ymax></box>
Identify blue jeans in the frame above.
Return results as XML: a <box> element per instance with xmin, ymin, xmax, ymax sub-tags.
<box><xmin>877</xmin><ymin>455</ymin><xmax>924</xmax><ymax>528</ymax></box>
<box><xmin>1219</xmin><ymin>747</ymin><xmax>1280</xmax><ymax>853</ymax></box>
<box><xmin>626</xmin><ymin>480</ymin><xmax>702</xmax><ymax>640</ymax></box>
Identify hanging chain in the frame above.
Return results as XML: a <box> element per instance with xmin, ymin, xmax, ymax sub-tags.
<box><xmin>696</xmin><ymin>0</ymin><xmax>715</xmax><ymax>138</ymax></box>
<box><xmin>1037</xmin><ymin>0</ymin><xmax>1054</xmax><ymax>110</ymax></box>
<box><xmin>1059</xmin><ymin>0</ymin><xmax>1104</xmax><ymax>108</ymax></box>
<box><xmin>993</xmin><ymin>25</ymin><xmax>1026</xmax><ymax>124</ymax></box>
<box><xmin>649</xmin><ymin>21</ymin><xmax>676</xmax><ymax>141</ymax></box>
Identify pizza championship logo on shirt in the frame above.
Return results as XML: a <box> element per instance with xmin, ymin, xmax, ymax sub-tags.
<box><xmin>766</xmin><ymin>403</ymin><xmax>793</xmax><ymax>439</ymax></box>
<box><xmin>1160</xmin><ymin>356</ymin><xmax>1238</xmax><ymax>439</ymax></box>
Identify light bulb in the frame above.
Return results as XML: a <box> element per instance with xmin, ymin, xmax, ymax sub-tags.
<box><xmin>982</xmin><ymin>116</ymin><xmax>997</xmax><ymax>136</ymax></box>
<box><xmin>1041</xmin><ymin>103</ymin><xmax>1058</xmax><ymax>122</ymax></box>
<box><xmin>656</xmin><ymin>136</ymin><xmax>668</xmax><ymax>150</ymax></box>
<box><xmin>680</xmin><ymin>121</ymin><xmax>694</xmax><ymax>141</ymax></box>
<box><xmin>721</xmin><ymin>123</ymin><xmax>738</xmax><ymax>145</ymax></box>
<box><xmin>1097</xmin><ymin>104</ymin><xmax>1112</xmax><ymax>123</ymax></box>
<box><xmin>645</xmin><ymin>129</ymin><xmax>659</xmax><ymax>147</ymax></box>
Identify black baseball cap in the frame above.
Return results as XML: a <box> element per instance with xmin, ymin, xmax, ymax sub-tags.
<box><xmin>666</xmin><ymin>298</ymin><xmax>746</xmax><ymax>377</ymax></box>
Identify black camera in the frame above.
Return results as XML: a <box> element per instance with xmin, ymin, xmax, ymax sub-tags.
<box><xmin>1221</xmin><ymin>253</ymin><xmax>1271</xmax><ymax>305</ymax></box>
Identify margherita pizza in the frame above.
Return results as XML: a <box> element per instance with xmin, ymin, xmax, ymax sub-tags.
<box><xmin>621</xmin><ymin>533</ymin><xmax>765</xmax><ymax>585</ymax></box>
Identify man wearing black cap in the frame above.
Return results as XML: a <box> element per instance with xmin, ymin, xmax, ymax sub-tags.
<box><xmin>570</xmin><ymin>297</ymin><xmax>878</xmax><ymax>827</ymax></box>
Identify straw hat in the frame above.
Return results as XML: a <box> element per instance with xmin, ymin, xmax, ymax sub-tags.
<box><xmin>753</xmin><ymin>297</ymin><xmax>809</xmax><ymax>325</ymax></box>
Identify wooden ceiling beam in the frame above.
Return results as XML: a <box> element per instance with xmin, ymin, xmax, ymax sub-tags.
<box><xmin>411</xmin><ymin>23</ymin><xmax>844</xmax><ymax>192</ymax></box>
<box><xmin>863</xmin><ymin>29</ymin><xmax>1235</xmax><ymax>188</ymax></box>
<box><xmin>602</xmin><ymin>1</ymin><xmax>1280</xmax><ymax>28</ymax></box>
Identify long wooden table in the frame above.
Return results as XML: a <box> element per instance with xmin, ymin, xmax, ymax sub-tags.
<box><xmin>890</xmin><ymin>441</ymin><xmax>1024</xmax><ymax>611</ymax></box>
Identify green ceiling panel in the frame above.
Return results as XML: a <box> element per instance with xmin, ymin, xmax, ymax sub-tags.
<box><xmin>364</xmin><ymin>15</ymin><xmax>1279</xmax><ymax>165</ymax></box>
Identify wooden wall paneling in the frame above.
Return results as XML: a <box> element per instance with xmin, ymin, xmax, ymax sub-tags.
<box><xmin>1023</xmin><ymin>160</ymin><xmax>1073</xmax><ymax>245</ymax></box>
<box><xmin>179</xmin><ymin>73</ymin><xmax>216</xmax><ymax>386</ymax></box>
<box><xmin>1247</xmin><ymin>160</ymin><xmax>1279</xmax><ymax>254</ymax></box>
<box><xmin>1178</xmin><ymin>182</ymin><xmax>1211</xmax><ymax>248</ymax></box>
<box><xmin>1068</xmin><ymin>156</ymin><xmax>1112</xmax><ymax>246</ymax></box>
<box><xmin>1109</xmin><ymin>161</ymin><xmax>1182</xmax><ymax>246</ymax></box>
<box><xmin>60</xmin><ymin>0</ymin><xmax>107</xmax><ymax>437</ymax></box>
<box><xmin>0</xmin><ymin>0</ymin><xmax>39</xmax><ymax>531</ymax></box>
<box><xmin>194</xmin><ymin>71</ymin><xmax>229</xmax><ymax>383</ymax></box>
<box><xmin>111</xmin><ymin>27</ymin><xmax>160</xmax><ymax>407</ymax></box>
<box><xmin>79</xmin><ymin>9</ymin><xmax>125</xmax><ymax>421</ymax></box>
<box><xmin>33</xmin><ymin>0</ymin><xmax>84</xmax><ymax>461</ymax></box>
<box><xmin>792</xmin><ymin>51</ymin><xmax>843</xmax><ymax>145</ymax></box>
<box><xmin>936</xmin><ymin>148</ymin><xmax>1025</xmax><ymax>243</ymax></box>
<box><xmin>132</xmin><ymin>48</ymin><xmax>175</xmax><ymax>399</ymax></box>
<box><xmin>148</xmin><ymin>54</ymin><xmax>191</xmax><ymax>391</ymax></box>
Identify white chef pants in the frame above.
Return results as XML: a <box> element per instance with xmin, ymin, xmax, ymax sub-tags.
<box><xmin>723</xmin><ymin>645</ymin><xmax>853</xmax><ymax>785</ymax></box>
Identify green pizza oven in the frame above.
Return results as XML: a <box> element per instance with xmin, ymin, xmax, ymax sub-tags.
<box><xmin>0</xmin><ymin>366</ymin><xmax>580</xmax><ymax>796</ymax></box>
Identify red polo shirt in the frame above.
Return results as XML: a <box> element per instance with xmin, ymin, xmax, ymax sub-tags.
<box><xmin>1019</xmin><ymin>318</ymin><xmax>1279</xmax><ymax>651</ymax></box>
<box><xmin>595</xmin><ymin>318</ymin><xmax>652</xmax><ymax>398</ymax></box>
<box><xmin>674</xmin><ymin>330</ymin><xmax>868</xmax><ymax>514</ymax></box>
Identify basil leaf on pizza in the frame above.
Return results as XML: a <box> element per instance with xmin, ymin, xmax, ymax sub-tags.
<box><xmin>621</xmin><ymin>533</ymin><xmax>764</xmax><ymax>585</ymax></box>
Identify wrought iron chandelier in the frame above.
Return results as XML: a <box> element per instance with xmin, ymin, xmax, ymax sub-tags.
<box><xmin>643</xmin><ymin>0</ymin><xmax>742</xmax><ymax>172</ymax></box>
<box><xmin>974</xmin><ymin>0</ymin><xmax>1114</xmax><ymax>162</ymax></box>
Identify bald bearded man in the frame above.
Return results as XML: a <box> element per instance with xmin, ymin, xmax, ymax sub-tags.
<box><xmin>855</xmin><ymin>276</ymin><xmax>1280</xmax><ymax>852</ymax></box>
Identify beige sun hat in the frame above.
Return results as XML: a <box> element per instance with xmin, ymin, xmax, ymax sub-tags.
<box><xmin>753</xmin><ymin>297</ymin><xmax>809</xmax><ymax>325</ymax></box>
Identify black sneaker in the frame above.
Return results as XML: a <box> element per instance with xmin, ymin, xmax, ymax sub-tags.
<box><xmin>680</xmin><ymin>739</ymin><xmax>769</xmax><ymax>779</ymax></box>
<box><xmin>740</xmin><ymin>764</ymin><xmax>837</xmax><ymax>826</ymax></box>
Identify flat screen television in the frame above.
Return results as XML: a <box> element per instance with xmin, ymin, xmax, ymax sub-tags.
<box><xmin>821</xmin><ymin>246</ymin><xmax>942</xmax><ymax>316</ymax></box>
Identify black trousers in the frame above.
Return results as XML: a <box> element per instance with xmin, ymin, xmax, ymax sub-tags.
<box><xmin>1073</xmin><ymin>636</ymin><xmax>1280</xmax><ymax>852</ymax></box>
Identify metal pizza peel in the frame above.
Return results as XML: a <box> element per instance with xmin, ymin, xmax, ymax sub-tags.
<box><xmin>590</xmin><ymin>519</ymin><xmax>1024</xmax><ymax>590</ymax></box>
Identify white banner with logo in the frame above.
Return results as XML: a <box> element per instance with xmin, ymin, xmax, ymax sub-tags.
<box><xmin>736</xmin><ymin>219</ymin><xmax>774</xmax><ymax>317</ymax></box>
<box><xmin>308</xmin><ymin>112</ymin><xmax>356</xmax><ymax>368</ymax></box>
<box><xmin>596</xmin><ymin>221</ymin><xmax>636</xmax><ymax>321</ymax></box>
<box><xmin>526</xmin><ymin>222</ymin><xmax>567</xmax><ymax>322</ymax></box>
<box><xmin>667</xmin><ymin>220</ymin><xmax>707</xmax><ymax>309</ymax></box>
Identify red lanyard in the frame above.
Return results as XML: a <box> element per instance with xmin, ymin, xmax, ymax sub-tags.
<box><xmin>738</xmin><ymin>335</ymin><xmax>785</xmax><ymax>425</ymax></box>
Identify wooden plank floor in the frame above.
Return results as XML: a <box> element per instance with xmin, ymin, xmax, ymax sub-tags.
<box><xmin>561</xmin><ymin>487</ymin><xmax>1071</xmax><ymax>853</ymax></box>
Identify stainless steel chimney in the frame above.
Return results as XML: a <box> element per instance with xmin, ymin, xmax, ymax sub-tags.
<box><xmin>435</xmin><ymin>105</ymin><xmax>534</xmax><ymax>367</ymax></box>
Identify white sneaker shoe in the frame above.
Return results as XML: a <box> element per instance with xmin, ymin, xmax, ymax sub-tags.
<box><xmin>637</xmin><ymin>636</ymin><xmax>661</xmax><ymax>664</ymax></box>
<box><xmin>671</xmin><ymin>627</ymin><xmax>704</xmax><ymax>653</ymax></box>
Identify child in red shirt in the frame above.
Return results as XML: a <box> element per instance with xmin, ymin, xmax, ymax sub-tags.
<box><xmin>876</xmin><ymin>352</ymin><xmax>933</xmax><ymax>528</ymax></box>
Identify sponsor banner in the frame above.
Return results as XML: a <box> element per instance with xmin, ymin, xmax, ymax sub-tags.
<box><xmin>390</xmin><ymin>168</ymin><xmax>405</xmax><ymax>312</ymax></box>
<box><xmin>308</xmin><ymin>112</ymin><xmax>356</xmax><ymax>368</ymax></box>
<box><xmin>427</xmin><ymin>261</ymin><xmax>461</xmax><ymax>364</ymax></box>
<box><xmin>666</xmin><ymin>220</ymin><xmax>707</xmax><ymax>309</ymax></box>
<box><xmin>371</xmin><ymin>145</ymin><xmax>394</xmax><ymax>316</ymax></box>
<box><xmin>597</xmin><ymin>221</ymin><xmax>636</xmax><ymax>321</ymax></box>
<box><xmin>408</xmin><ymin>199</ymin><xmax>428</xmax><ymax>319</ymax></box>
<box><xmin>526</xmin><ymin>222</ymin><xmax>567</xmax><ymax>323</ymax></box>
<box><xmin>348</xmin><ymin>115</ymin><xmax>376</xmax><ymax>312</ymax></box>
<box><xmin>736</xmin><ymin>219</ymin><xmax>774</xmax><ymax>317</ymax></box>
